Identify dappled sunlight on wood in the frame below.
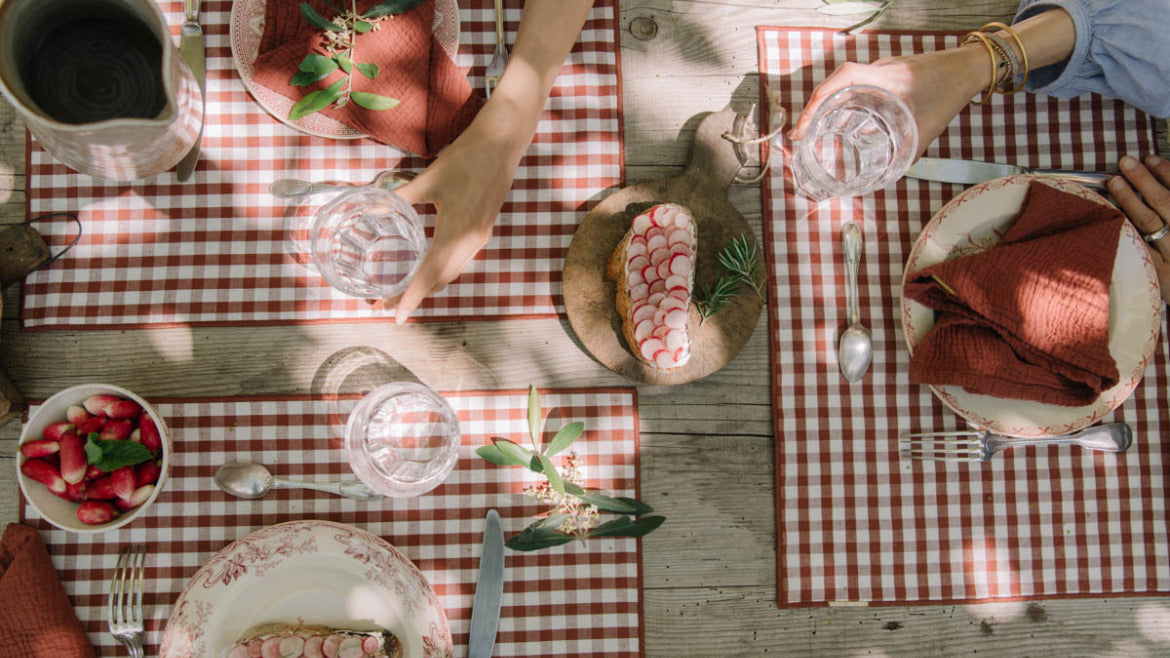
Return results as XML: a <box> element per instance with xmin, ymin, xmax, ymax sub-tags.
<box><xmin>1136</xmin><ymin>602</ymin><xmax>1170</xmax><ymax>643</ymax></box>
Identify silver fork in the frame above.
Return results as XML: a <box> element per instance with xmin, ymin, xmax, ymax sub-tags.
<box><xmin>484</xmin><ymin>0</ymin><xmax>509</xmax><ymax>97</ymax></box>
<box><xmin>107</xmin><ymin>545</ymin><xmax>147</xmax><ymax>658</ymax></box>
<box><xmin>899</xmin><ymin>422</ymin><xmax>1133</xmax><ymax>462</ymax></box>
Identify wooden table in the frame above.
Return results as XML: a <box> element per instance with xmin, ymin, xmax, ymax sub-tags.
<box><xmin>2</xmin><ymin>1</ymin><xmax>1169</xmax><ymax>655</ymax></box>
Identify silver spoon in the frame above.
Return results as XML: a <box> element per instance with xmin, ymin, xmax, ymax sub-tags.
<box><xmin>268</xmin><ymin>170</ymin><xmax>411</xmax><ymax>199</ymax></box>
<box><xmin>838</xmin><ymin>221</ymin><xmax>872</xmax><ymax>382</ymax></box>
<box><xmin>213</xmin><ymin>462</ymin><xmax>383</xmax><ymax>501</ymax></box>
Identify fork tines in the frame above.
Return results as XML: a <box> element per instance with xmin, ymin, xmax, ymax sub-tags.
<box><xmin>899</xmin><ymin>432</ymin><xmax>986</xmax><ymax>462</ymax></box>
<box><xmin>108</xmin><ymin>545</ymin><xmax>147</xmax><ymax>642</ymax></box>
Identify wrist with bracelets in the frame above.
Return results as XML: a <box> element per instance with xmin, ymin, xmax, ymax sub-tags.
<box><xmin>961</xmin><ymin>21</ymin><xmax>1029</xmax><ymax>105</ymax></box>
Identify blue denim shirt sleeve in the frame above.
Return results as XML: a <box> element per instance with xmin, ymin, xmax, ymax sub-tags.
<box><xmin>1014</xmin><ymin>0</ymin><xmax>1170</xmax><ymax>117</ymax></box>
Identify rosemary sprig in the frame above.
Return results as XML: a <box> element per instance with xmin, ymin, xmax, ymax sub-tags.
<box><xmin>695</xmin><ymin>275</ymin><xmax>740</xmax><ymax>321</ymax></box>
<box><xmin>476</xmin><ymin>386</ymin><xmax>664</xmax><ymax>552</ymax></box>
<box><xmin>716</xmin><ymin>234</ymin><xmax>765</xmax><ymax>296</ymax></box>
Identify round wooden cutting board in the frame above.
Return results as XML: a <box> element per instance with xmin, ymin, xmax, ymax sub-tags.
<box><xmin>563</xmin><ymin>110</ymin><xmax>766</xmax><ymax>385</ymax></box>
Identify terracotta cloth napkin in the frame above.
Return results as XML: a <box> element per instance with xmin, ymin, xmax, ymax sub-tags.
<box><xmin>0</xmin><ymin>523</ymin><xmax>95</xmax><ymax>657</ymax></box>
<box><xmin>252</xmin><ymin>0</ymin><xmax>482</xmax><ymax>156</ymax></box>
<box><xmin>904</xmin><ymin>181</ymin><xmax>1124</xmax><ymax>406</ymax></box>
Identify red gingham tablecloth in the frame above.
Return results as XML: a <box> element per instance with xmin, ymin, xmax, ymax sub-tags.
<box><xmin>758</xmin><ymin>27</ymin><xmax>1170</xmax><ymax>607</ymax></box>
<box><xmin>20</xmin><ymin>0</ymin><xmax>622</xmax><ymax>329</ymax></box>
<box><xmin>21</xmin><ymin>388</ymin><xmax>644</xmax><ymax>656</ymax></box>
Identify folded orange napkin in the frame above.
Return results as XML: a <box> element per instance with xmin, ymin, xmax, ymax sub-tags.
<box><xmin>904</xmin><ymin>181</ymin><xmax>1124</xmax><ymax>406</ymax></box>
<box><xmin>0</xmin><ymin>523</ymin><xmax>95</xmax><ymax>657</ymax></box>
<box><xmin>252</xmin><ymin>0</ymin><xmax>482</xmax><ymax>156</ymax></box>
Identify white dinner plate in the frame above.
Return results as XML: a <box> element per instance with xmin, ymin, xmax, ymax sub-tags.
<box><xmin>230</xmin><ymin>0</ymin><xmax>462</xmax><ymax>140</ymax></box>
<box><xmin>159</xmin><ymin>520</ymin><xmax>452</xmax><ymax>658</ymax></box>
<box><xmin>900</xmin><ymin>175</ymin><xmax>1164</xmax><ymax>438</ymax></box>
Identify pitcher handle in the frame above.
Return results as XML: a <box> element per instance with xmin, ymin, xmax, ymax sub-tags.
<box><xmin>27</xmin><ymin>212</ymin><xmax>82</xmax><ymax>272</ymax></box>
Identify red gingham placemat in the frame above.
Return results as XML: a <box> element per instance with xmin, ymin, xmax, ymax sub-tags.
<box><xmin>759</xmin><ymin>27</ymin><xmax>1170</xmax><ymax>607</ymax></box>
<box><xmin>20</xmin><ymin>388</ymin><xmax>644</xmax><ymax>656</ymax></box>
<box><xmin>20</xmin><ymin>0</ymin><xmax>623</xmax><ymax>329</ymax></box>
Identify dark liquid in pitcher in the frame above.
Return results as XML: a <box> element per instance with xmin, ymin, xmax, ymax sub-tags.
<box><xmin>24</xmin><ymin>15</ymin><xmax>166</xmax><ymax>124</ymax></box>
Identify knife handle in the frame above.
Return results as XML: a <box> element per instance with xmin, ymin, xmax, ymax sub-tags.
<box><xmin>185</xmin><ymin>0</ymin><xmax>200</xmax><ymax>22</ymax></box>
<box><xmin>1030</xmin><ymin>169</ymin><xmax>1113</xmax><ymax>191</ymax></box>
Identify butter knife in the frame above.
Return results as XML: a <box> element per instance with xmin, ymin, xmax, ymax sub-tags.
<box><xmin>906</xmin><ymin>156</ymin><xmax>1114</xmax><ymax>191</ymax></box>
<box><xmin>469</xmin><ymin>509</ymin><xmax>505</xmax><ymax>658</ymax></box>
<box><xmin>175</xmin><ymin>0</ymin><xmax>205</xmax><ymax>182</ymax></box>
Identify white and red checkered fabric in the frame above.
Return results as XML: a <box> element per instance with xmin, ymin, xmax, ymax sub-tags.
<box><xmin>758</xmin><ymin>27</ymin><xmax>1169</xmax><ymax>607</ymax></box>
<box><xmin>21</xmin><ymin>0</ymin><xmax>622</xmax><ymax>329</ymax></box>
<box><xmin>22</xmin><ymin>388</ymin><xmax>643</xmax><ymax>656</ymax></box>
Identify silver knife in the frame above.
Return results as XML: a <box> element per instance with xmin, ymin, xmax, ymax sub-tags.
<box><xmin>468</xmin><ymin>509</ymin><xmax>505</xmax><ymax>658</ymax></box>
<box><xmin>905</xmin><ymin>156</ymin><xmax>1114</xmax><ymax>191</ymax></box>
<box><xmin>175</xmin><ymin>0</ymin><xmax>205</xmax><ymax>182</ymax></box>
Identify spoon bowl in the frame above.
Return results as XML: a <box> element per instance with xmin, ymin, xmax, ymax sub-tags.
<box><xmin>213</xmin><ymin>461</ymin><xmax>382</xmax><ymax>501</ymax></box>
<box><xmin>838</xmin><ymin>221</ymin><xmax>873</xmax><ymax>382</ymax></box>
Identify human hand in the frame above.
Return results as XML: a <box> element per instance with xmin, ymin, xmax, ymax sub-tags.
<box><xmin>788</xmin><ymin>49</ymin><xmax>985</xmax><ymax>160</ymax></box>
<box><xmin>386</xmin><ymin>119</ymin><xmax>524</xmax><ymax>323</ymax></box>
<box><xmin>1107</xmin><ymin>154</ymin><xmax>1170</xmax><ymax>305</ymax></box>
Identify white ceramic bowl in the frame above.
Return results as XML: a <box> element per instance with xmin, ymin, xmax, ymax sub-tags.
<box><xmin>17</xmin><ymin>383</ymin><xmax>172</xmax><ymax>533</ymax></box>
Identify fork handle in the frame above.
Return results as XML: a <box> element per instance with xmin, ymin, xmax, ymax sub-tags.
<box><xmin>494</xmin><ymin>0</ymin><xmax>505</xmax><ymax>43</ymax></box>
<box><xmin>990</xmin><ymin>423</ymin><xmax>1133</xmax><ymax>453</ymax></box>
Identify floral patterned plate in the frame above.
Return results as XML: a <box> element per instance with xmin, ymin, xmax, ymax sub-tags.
<box><xmin>160</xmin><ymin>520</ymin><xmax>452</xmax><ymax>658</ymax></box>
<box><xmin>900</xmin><ymin>175</ymin><xmax>1163</xmax><ymax>438</ymax></box>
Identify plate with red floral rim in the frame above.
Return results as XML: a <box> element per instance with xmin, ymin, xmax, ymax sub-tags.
<box><xmin>160</xmin><ymin>520</ymin><xmax>452</xmax><ymax>658</ymax></box>
<box><xmin>900</xmin><ymin>175</ymin><xmax>1163</xmax><ymax>438</ymax></box>
<box><xmin>230</xmin><ymin>0</ymin><xmax>461</xmax><ymax>140</ymax></box>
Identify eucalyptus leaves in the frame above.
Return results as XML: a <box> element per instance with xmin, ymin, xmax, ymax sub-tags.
<box><xmin>696</xmin><ymin>234</ymin><xmax>765</xmax><ymax>321</ymax></box>
<box><xmin>476</xmin><ymin>386</ymin><xmax>664</xmax><ymax>552</ymax></box>
<box><xmin>288</xmin><ymin>0</ymin><xmax>425</xmax><ymax>120</ymax></box>
<box><xmin>817</xmin><ymin>0</ymin><xmax>895</xmax><ymax>34</ymax></box>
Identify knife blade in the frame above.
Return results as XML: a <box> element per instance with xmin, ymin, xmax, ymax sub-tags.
<box><xmin>905</xmin><ymin>157</ymin><xmax>1114</xmax><ymax>191</ymax></box>
<box><xmin>468</xmin><ymin>509</ymin><xmax>505</xmax><ymax>658</ymax></box>
<box><xmin>175</xmin><ymin>0</ymin><xmax>205</xmax><ymax>182</ymax></box>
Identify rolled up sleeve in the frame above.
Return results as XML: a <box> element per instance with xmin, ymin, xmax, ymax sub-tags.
<box><xmin>1014</xmin><ymin>0</ymin><xmax>1170</xmax><ymax>117</ymax></box>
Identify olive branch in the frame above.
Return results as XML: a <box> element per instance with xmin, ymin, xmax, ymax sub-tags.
<box><xmin>476</xmin><ymin>386</ymin><xmax>664</xmax><ymax>551</ymax></box>
<box><xmin>288</xmin><ymin>0</ymin><xmax>425</xmax><ymax>120</ymax></box>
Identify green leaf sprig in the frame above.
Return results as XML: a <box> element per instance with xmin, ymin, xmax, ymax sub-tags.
<box><xmin>476</xmin><ymin>386</ymin><xmax>664</xmax><ymax>552</ymax></box>
<box><xmin>84</xmin><ymin>432</ymin><xmax>152</xmax><ymax>472</ymax></box>
<box><xmin>816</xmin><ymin>0</ymin><xmax>895</xmax><ymax>34</ymax></box>
<box><xmin>695</xmin><ymin>234</ymin><xmax>765</xmax><ymax>321</ymax></box>
<box><xmin>288</xmin><ymin>0</ymin><xmax>424</xmax><ymax>120</ymax></box>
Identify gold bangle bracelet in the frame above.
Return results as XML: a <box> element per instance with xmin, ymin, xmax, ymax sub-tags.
<box><xmin>981</xmin><ymin>21</ymin><xmax>1029</xmax><ymax>93</ymax></box>
<box><xmin>961</xmin><ymin>31</ymin><xmax>1000</xmax><ymax>106</ymax></box>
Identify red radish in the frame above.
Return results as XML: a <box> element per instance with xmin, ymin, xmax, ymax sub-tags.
<box><xmin>630</xmin><ymin>234</ymin><xmax>647</xmax><ymax>248</ymax></box>
<box><xmin>83</xmin><ymin>394</ymin><xmax>121</xmax><ymax>416</ymax></box>
<box><xmin>227</xmin><ymin>647</ymin><xmax>250</xmax><ymax>658</ymax></box>
<box><xmin>667</xmin><ymin>228</ymin><xmax>690</xmax><ymax>246</ymax></box>
<box><xmin>86</xmin><ymin>464</ymin><xmax>104</xmax><ymax>480</ymax></box>
<box><xmin>111</xmin><ymin>466</ymin><xmax>136</xmax><ymax>502</ymax></box>
<box><xmin>626</xmin><ymin>240</ymin><xmax>647</xmax><ymax>259</ymax></box>
<box><xmin>88</xmin><ymin>476</ymin><xmax>117</xmax><ymax>500</ymax></box>
<box><xmin>115</xmin><ymin>485</ymin><xmax>154</xmax><ymax>511</ymax></box>
<box><xmin>261</xmin><ymin>637</ymin><xmax>283</xmax><ymax>658</ymax></box>
<box><xmin>665</xmin><ymin>309</ymin><xmax>688</xmax><ymax>329</ymax></box>
<box><xmin>665</xmin><ymin>329</ymin><xmax>686</xmax><ymax>351</ymax></box>
<box><xmin>649</xmin><ymin>246</ymin><xmax>669</xmax><ymax>267</ymax></box>
<box><xmin>279</xmin><ymin>638</ymin><xmax>305</xmax><ymax>658</ymax></box>
<box><xmin>128</xmin><ymin>428</ymin><xmax>141</xmax><ymax>443</ymax></box>
<box><xmin>672</xmin><ymin>346</ymin><xmax>686</xmax><ymax>362</ymax></box>
<box><xmin>626</xmin><ymin>254</ymin><xmax>649</xmax><ymax>272</ymax></box>
<box><xmin>77</xmin><ymin>416</ymin><xmax>106</xmax><ymax>436</ymax></box>
<box><xmin>20</xmin><ymin>439</ymin><xmax>59</xmax><ymax>459</ymax></box>
<box><xmin>634</xmin><ymin>319</ymin><xmax>654</xmax><ymax>341</ymax></box>
<box><xmin>21</xmin><ymin>458</ymin><xmax>67</xmax><ymax>494</ymax></box>
<box><xmin>647</xmin><ymin>234</ymin><xmax>667</xmax><ymax>252</ymax></box>
<box><xmin>66</xmin><ymin>404</ymin><xmax>90</xmax><ymax>425</ymax></box>
<box><xmin>652</xmin><ymin>308</ymin><xmax>666</xmax><ymax>327</ymax></box>
<box><xmin>653</xmin><ymin>349</ymin><xmax>674</xmax><ymax>369</ymax></box>
<box><xmin>139</xmin><ymin>413</ymin><xmax>162</xmax><ymax>455</ymax></box>
<box><xmin>639</xmin><ymin>264</ymin><xmax>656</xmax><ymax>284</ymax></box>
<box><xmin>322</xmin><ymin>635</ymin><xmax>343</xmax><ymax>657</ymax></box>
<box><xmin>104</xmin><ymin>399</ymin><xmax>142</xmax><ymax>419</ymax></box>
<box><xmin>42</xmin><ymin>422</ymin><xmax>75</xmax><ymax>442</ymax></box>
<box><xmin>136</xmin><ymin>460</ymin><xmax>161</xmax><ymax>487</ymax></box>
<box><xmin>362</xmin><ymin>637</ymin><xmax>380</xmax><ymax>653</ymax></box>
<box><xmin>669</xmin><ymin>253</ymin><xmax>693</xmax><ymax>277</ymax></box>
<box><xmin>649</xmin><ymin>279</ymin><xmax>666</xmax><ymax>295</ymax></box>
<box><xmin>629</xmin><ymin>283</ymin><xmax>649</xmax><ymax>302</ymax></box>
<box><xmin>632</xmin><ymin>304</ymin><xmax>655</xmax><ymax>324</ymax></box>
<box><xmin>656</xmin><ymin>258</ymin><xmax>672</xmax><ymax>280</ymax></box>
<box><xmin>248</xmin><ymin>639</ymin><xmax>264</xmax><ymax>658</ymax></box>
<box><xmin>63</xmin><ymin>480</ymin><xmax>89</xmax><ymax>503</ymax></box>
<box><xmin>76</xmin><ymin>501</ymin><xmax>117</xmax><ymax>525</ymax></box>
<box><xmin>100</xmin><ymin>419</ymin><xmax>133</xmax><ymax>441</ymax></box>
<box><xmin>668</xmin><ymin>288</ymin><xmax>689</xmax><ymax>303</ymax></box>
<box><xmin>627</xmin><ymin>268</ymin><xmax>645</xmax><ymax>287</ymax></box>
<box><xmin>337</xmin><ymin>637</ymin><xmax>364</xmax><ymax>658</ymax></box>
<box><xmin>659</xmin><ymin>296</ymin><xmax>686</xmax><ymax>313</ymax></box>
<box><xmin>632</xmin><ymin>213</ymin><xmax>652</xmax><ymax>234</ymax></box>
<box><xmin>58</xmin><ymin>431</ymin><xmax>87</xmax><ymax>485</ymax></box>
<box><xmin>303</xmin><ymin>637</ymin><xmax>325</xmax><ymax>658</ymax></box>
<box><xmin>665</xmin><ymin>274</ymin><xmax>688</xmax><ymax>291</ymax></box>
<box><xmin>638</xmin><ymin>337</ymin><xmax>665</xmax><ymax>360</ymax></box>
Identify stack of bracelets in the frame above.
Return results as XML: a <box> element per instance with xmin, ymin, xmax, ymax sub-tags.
<box><xmin>961</xmin><ymin>21</ymin><xmax>1030</xmax><ymax>105</ymax></box>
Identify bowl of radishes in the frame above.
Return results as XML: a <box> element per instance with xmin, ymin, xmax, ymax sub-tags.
<box><xmin>17</xmin><ymin>384</ymin><xmax>171</xmax><ymax>533</ymax></box>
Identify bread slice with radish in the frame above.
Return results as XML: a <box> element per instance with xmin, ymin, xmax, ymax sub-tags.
<box><xmin>606</xmin><ymin>203</ymin><xmax>697</xmax><ymax>369</ymax></box>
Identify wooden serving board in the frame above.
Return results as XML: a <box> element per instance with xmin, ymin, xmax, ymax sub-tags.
<box><xmin>564</xmin><ymin>110</ymin><xmax>765</xmax><ymax>385</ymax></box>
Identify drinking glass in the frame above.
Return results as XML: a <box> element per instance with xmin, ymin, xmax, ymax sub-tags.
<box><xmin>310</xmin><ymin>187</ymin><xmax>426</xmax><ymax>299</ymax></box>
<box><xmin>345</xmin><ymin>382</ymin><xmax>461</xmax><ymax>498</ymax></box>
<box><xmin>790</xmin><ymin>84</ymin><xmax>918</xmax><ymax>201</ymax></box>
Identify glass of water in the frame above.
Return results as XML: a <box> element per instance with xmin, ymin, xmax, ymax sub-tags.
<box><xmin>310</xmin><ymin>186</ymin><xmax>426</xmax><ymax>299</ymax></box>
<box><xmin>345</xmin><ymin>382</ymin><xmax>461</xmax><ymax>498</ymax></box>
<box><xmin>790</xmin><ymin>84</ymin><xmax>918</xmax><ymax>201</ymax></box>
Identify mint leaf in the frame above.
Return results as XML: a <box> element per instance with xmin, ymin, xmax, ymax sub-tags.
<box><xmin>84</xmin><ymin>435</ymin><xmax>103</xmax><ymax>465</ymax></box>
<box><xmin>92</xmin><ymin>440</ymin><xmax>153</xmax><ymax>472</ymax></box>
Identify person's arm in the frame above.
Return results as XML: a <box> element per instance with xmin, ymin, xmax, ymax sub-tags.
<box><xmin>789</xmin><ymin>9</ymin><xmax>1077</xmax><ymax>158</ymax></box>
<box><xmin>388</xmin><ymin>0</ymin><xmax>595</xmax><ymax>323</ymax></box>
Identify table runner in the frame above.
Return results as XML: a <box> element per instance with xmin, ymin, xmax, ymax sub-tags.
<box><xmin>759</xmin><ymin>27</ymin><xmax>1169</xmax><ymax>607</ymax></box>
<box><xmin>21</xmin><ymin>0</ymin><xmax>622</xmax><ymax>329</ymax></box>
<box><xmin>21</xmin><ymin>388</ymin><xmax>643</xmax><ymax>656</ymax></box>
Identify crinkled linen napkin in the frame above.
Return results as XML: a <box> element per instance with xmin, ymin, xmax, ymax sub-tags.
<box><xmin>904</xmin><ymin>181</ymin><xmax>1124</xmax><ymax>407</ymax></box>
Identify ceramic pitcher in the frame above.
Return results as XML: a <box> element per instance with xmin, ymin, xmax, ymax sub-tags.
<box><xmin>0</xmin><ymin>0</ymin><xmax>203</xmax><ymax>181</ymax></box>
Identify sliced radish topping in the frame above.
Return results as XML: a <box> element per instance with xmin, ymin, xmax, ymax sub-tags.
<box><xmin>667</xmin><ymin>228</ymin><xmax>691</xmax><ymax>247</ymax></box>
<box><xmin>669</xmin><ymin>254</ymin><xmax>693</xmax><ymax>277</ymax></box>
<box><xmin>633</xmin><ymin>214</ymin><xmax>652</xmax><ymax>234</ymax></box>
<box><xmin>654</xmin><ymin>349</ymin><xmax>674</xmax><ymax>368</ymax></box>
<box><xmin>627</xmin><ymin>240</ymin><xmax>647</xmax><ymax>259</ymax></box>
<box><xmin>660</xmin><ymin>296</ymin><xmax>686</xmax><ymax>313</ymax></box>
<box><xmin>656</xmin><ymin>259</ymin><xmax>673</xmax><ymax>280</ymax></box>
<box><xmin>670</xmin><ymin>244</ymin><xmax>694</xmax><ymax>260</ymax></box>
<box><xmin>627</xmin><ymin>255</ymin><xmax>649</xmax><ymax>273</ymax></box>
<box><xmin>653</xmin><ymin>308</ymin><xmax>667</xmax><ymax>327</ymax></box>
<box><xmin>665</xmin><ymin>329</ymin><xmax>686</xmax><ymax>350</ymax></box>
<box><xmin>665</xmin><ymin>274</ymin><xmax>688</xmax><ymax>291</ymax></box>
<box><xmin>631</xmin><ymin>234</ymin><xmax>648</xmax><ymax>248</ymax></box>
<box><xmin>639</xmin><ymin>337</ymin><xmax>665</xmax><ymax>360</ymax></box>
<box><xmin>654</xmin><ymin>323</ymin><xmax>671</xmax><ymax>339</ymax></box>
<box><xmin>647</xmin><ymin>234</ymin><xmax>667</xmax><ymax>253</ymax></box>
<box><xmin>648</xmin><ymin>248</ymin><xmax>668</xmax><ymax>267</ymax></box>
<box><xmin>665</xmin><ymin>308</ymin><xmax>688</xmax><ymax>329</ymax></box>
<box><xmin>649</xmin><ymin>279</ymin><xmax>666</xmax><ymax>295</ymax></box>
<box><xmin>647</xmin><ymin>205</ymin><xmax>666</xmax><ymax>227</ymax></box>
<box><xmin>647</xmin><ymin>292</ymin><xmax>666</xmax><ymax>307</ymax></box>
<box><xmin>627</xmin><ymin>269</ymin><xmax>645</xmax><ymax>287</ymax></box>
<box><xmin>632</xmin><ymin>303</ymin><xmax>655</xmax><ymax>324</ymax></box>
<box><xmin>630</xmin><ymin>283</ymin><xmax>649</xmax><ymax>301</ymax></box>
<box><xmin>672</xmin><ymin>346</ymin><xmax>687</xmax><ymax>363</ymax></box>
<box><xmin>640</xmin><ymin>264</ymin><xmax>658</xmax><ymax>284</ymax></box>
<box><xmin>668</xmin><ymin>288</ymin><xmax>690</xmax><ymax>303</ymax></box>
<box><xmin>362</xmin><ymin>637</ymin><xmax>380</xmax><ymax>653</ymax></box>
<box><xmin>634</xmin><ymin>318</ymin><xmax>655</xmax><ymax>341</ymax></box>
<box><xmin>674</xmin><ymin>211</ymin><xmax>690</xmax><ymax>228</ymax></box>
